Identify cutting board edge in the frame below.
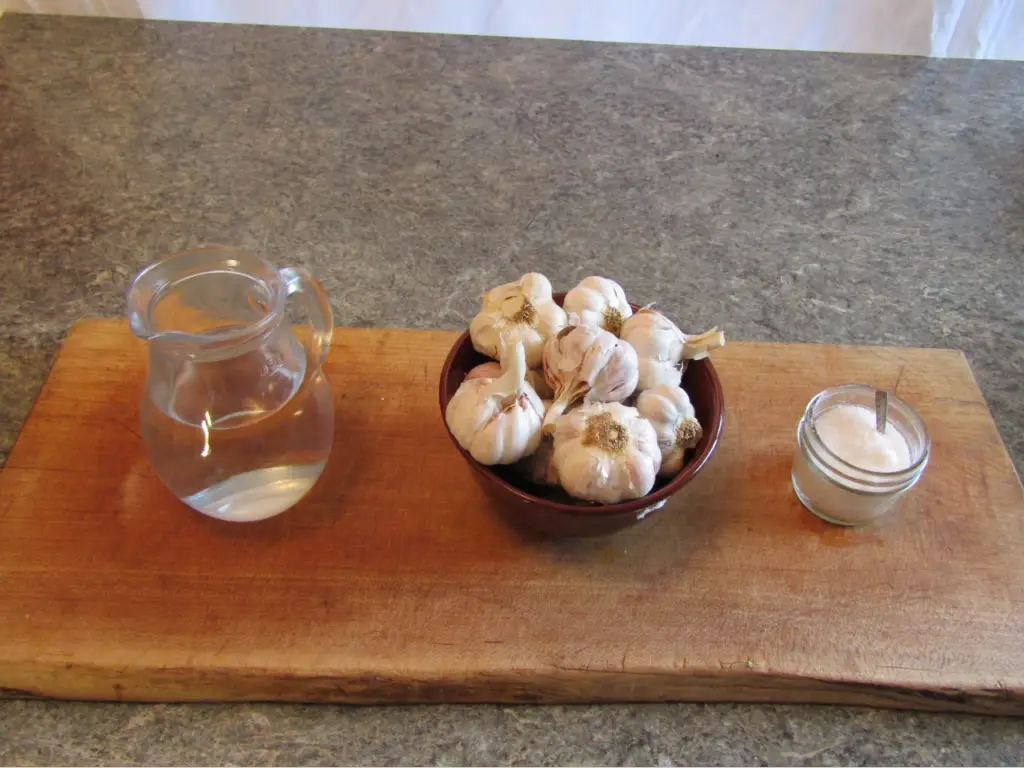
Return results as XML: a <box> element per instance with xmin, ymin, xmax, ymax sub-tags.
<box><xmin>1</xmin><ymin>660</ymin><xmax>1022</xmax><ymax>715</ymax></box>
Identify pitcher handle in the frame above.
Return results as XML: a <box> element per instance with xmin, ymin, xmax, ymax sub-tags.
<box><xmin>279</xmin><ymin>266</ymin><xmax>334</xmax><ymax>367</ymax></box>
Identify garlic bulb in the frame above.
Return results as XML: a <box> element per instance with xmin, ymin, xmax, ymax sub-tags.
<box><xmin>563</xmin><ymin>276</ymin><xmax>633</xmax><ymax>336</ymax></box>
<box><xmin>636</xmin><ymin>384</ymin><xmax>703</xmax><ymax>477</ymax></box>
<box><xmin>552</xmin><ymin>402</ymin><xmax>661</xmax><ymax>503</ymax></box>
<box><xmin>465</xmin><ymin>361</ymin><xmax>501</xmax><ymax>382</ymax></box>
<box><xmin>445</xmin><ymin>341</ymin><xmax>545</xmax><ymax>465</ymax></box>
<box><xmin>469</xmin><ymin>273</ymin><xmax>567</xmax><ymax>368</ymax></box>
<box><xmin>515</xmin><ymin>434</ymin><xmax>559</xmax><ymax>487</ymax></box>
<box><xmin>620</xmin><ymin>308</ymin><xmax>725</xmax><ymax>391</ymax></box>
<box><xmin>542</xmin><ymin>324</ymin><xmax>639</xmax><ymax>432</ymax></box>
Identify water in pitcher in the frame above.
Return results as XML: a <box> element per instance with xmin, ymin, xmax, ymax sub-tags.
<box><xmin>128</xmin><ymin>247</ymin><xmax>336</xmax><ymax>522</ymax></box>
<box><xmin>141</xmin><ymin>346</ymin><xmax>334</xmax><ymax>522</ymax></box>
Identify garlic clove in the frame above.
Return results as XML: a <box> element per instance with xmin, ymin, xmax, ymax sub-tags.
<box><xmin>526</xmin><ymin>368</ymin><xmax>554</xmax><ymax>399</ymax></box>
<box><xmin>583</xmin><ymin>338</ymin><xmax>638</xmax><ymax>404</ymax></box>
<box><xmin>621</xmin><ymin>307</ymin><xmax>684</xmax><ymax>357</ymax></box>
<box><xmin>541</xmin><ymin>324</ymin><xmax>638</xmax><ymax>433</ymax></box>
<box><xmin>636</xmin><ymin>383</ymin><xmax>703</xmax><ymax>477</ymax></box>
<box><xmin>514</xmin><ymin>433</ymin><xmax>559</xmax><ymax>487</ymax></box>
<box><xmin>552</xmin><ymin>402</ymin><xmax>661</xmax><ymax>503</ymax></box>
<box><xmin>563</xmin><ymin>276</ymin><xmax>633</xmax><ymax>336</ymax></box>
<box><xmin>445</xmin><ymin>341</ymin><xmax>545</xmax><ymax>465</ymax></box>
<box><xmin>482</xmin><ymin>272</ymin><xmax>551</xmax><ymax>312</ymax></box>
<box><xmin>470</xmin><ymin>313</ymin><xmax>548</xmax><ymax>368</ymax></box>
<box><xmin>621</xmin><ymin>308</ymin><xmax>725</xmax><ymax>391</ymax></box>
<box><xmin>637</xmin><ymin>357</ymin><xmax>683</xmax><ymax>390</ymax></box>
<box><xmin>470</xmin><ymin>272</ymin><xmax>567</xmax><ymax>368</ymax></box>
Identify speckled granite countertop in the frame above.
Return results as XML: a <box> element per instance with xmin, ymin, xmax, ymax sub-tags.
<box><xmin>1</xmin><ymin>12</ymin><xmax>1022</xmax><ymax>766</ymax></box>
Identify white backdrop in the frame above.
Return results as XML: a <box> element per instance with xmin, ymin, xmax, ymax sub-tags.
<box><xmin>2</xmin><ymin>0</ymin><xmax>1022</xmax><ymax>59</ymax></box>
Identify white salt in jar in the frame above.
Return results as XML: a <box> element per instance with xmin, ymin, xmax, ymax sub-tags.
<box><xmin>791</xmin><ymin>384</ymin><xmax>930</xmax><ymax>526</ymax></box>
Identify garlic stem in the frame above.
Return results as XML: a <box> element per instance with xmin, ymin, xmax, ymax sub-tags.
<box><xmin>542</xmin><ymin>380</ymin><xmax>588</xmax><ymax>434</ymax></box>
<box><xmin>682</xmin><ymin>328</ymin><xmax>725</xmax><ymax>360</ymax></box>
<box><xmin>482</xmin><ymin>340</ymin><xmax>528</xmax><ymax>398</ymax></box>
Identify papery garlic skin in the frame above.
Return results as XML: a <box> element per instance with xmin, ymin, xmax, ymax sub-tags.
<box><xmin>552</xmin><ymin>402</ymin><xmax>661</xmax><ymax>504</ymax></box>
<box><xmin>563</xmin><ymin>276</ymin><xmax>633</xmax><ymax>336</ymax></box>
<box><xmin>620</xmin><ymin>308</ymin><xmax>725</xmax><ymax>391</ymax></box>
<box><xmin>470</xmin><ymin>273</ymin><xmax>567</xmax><ymax>368</ymax></box>
<box><xmin>526</xmin><ymin>368</ymin><xmax>554</xmax><ymax>399</ymax></box>
<box><xmin>465</xmin><ymin>361</ymin><xmax>501</xmax><ymax>382</ymax></box>
<box><xmin>636</xmin><ymin>384</ymin><xmax>703</xmax><ymax>477</ymax></box>
<box><xmin>515</xmin><ymin>433</ymin><xmax>559</xmax><ymax>487</ymax></box>
<box><xmin>445</xmin><ymin>342</ymin><xmax>545</xmax><ymax>465</ymax></box>
<box><xmin>542</xmin><ymin>324</ymin><xmax>639</xmax><ymax>432</ymax></box>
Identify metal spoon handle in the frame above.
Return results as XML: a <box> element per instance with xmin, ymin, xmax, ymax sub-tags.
<box><xmin>875</xmin><ymin>389</ymin><xmax>889</xmax><ymax>434</ymax></box>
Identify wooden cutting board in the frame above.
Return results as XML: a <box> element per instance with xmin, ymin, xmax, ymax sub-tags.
<box><xmin>1</xmin><ymin>320</ymin><xmax>1022</xmax><ymax>714</ymax></box>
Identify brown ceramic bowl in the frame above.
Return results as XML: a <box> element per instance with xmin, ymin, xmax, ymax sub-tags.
<box><xmin>438</xmin><ymin>293</ymin><xmax>725</xmax><ymax>537</ymax></box>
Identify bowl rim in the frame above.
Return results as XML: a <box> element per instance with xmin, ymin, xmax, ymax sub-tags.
<box><xmin>437</xmin><ymin>311</ymin><xmax>725</xmax><ymax>518</ymax></box>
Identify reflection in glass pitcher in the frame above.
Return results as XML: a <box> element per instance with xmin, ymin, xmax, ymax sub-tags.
<box><xmin>127</xmin><ymin>246</ymin><xmax>335</xmax><ymax>522</ymax></box>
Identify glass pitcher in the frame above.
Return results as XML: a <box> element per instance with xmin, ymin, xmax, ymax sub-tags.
<box><xmin>127</xmin><ymin>246</ymin><xmax>335</xmax><ymax>522</ymax></box>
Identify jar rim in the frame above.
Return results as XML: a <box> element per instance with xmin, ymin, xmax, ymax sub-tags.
<box><xmin>127</xmin><ymin>245</ymin><xmax>286</xmax><ymax>352</ymax></box>
<box><xmin>802</xmin><ymin>383</ymin><xmax>931</xmax><ymax>481</ymax></box>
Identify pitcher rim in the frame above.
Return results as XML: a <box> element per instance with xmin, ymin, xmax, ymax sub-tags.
<box><xmin>127</xmin><ymin>245</ymin><xmax>285</xmax><ymax>347</ymax></box>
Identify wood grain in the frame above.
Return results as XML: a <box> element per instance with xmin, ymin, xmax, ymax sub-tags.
<box><xmin>1</xmin><ymin>320</ymin><xmax>1022</xmax><ymax>713</ymax></box>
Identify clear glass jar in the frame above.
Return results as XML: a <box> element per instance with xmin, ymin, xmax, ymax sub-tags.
<box><xmin>791</xmin><ymin>384</ymin><xmax>930</xmax><ymax>526</ymax></box>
